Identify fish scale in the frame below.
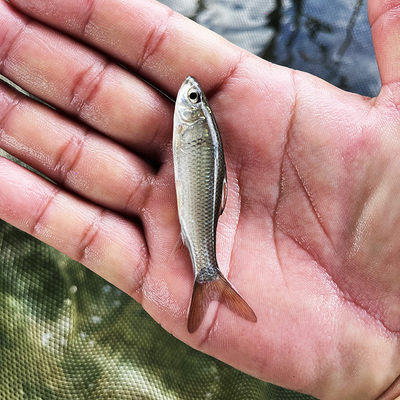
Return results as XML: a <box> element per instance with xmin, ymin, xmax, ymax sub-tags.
<box><xmin>177</xmin><ymin>127</ymin><xmax>218</xmax><ymax>271</ymax></box>
<box><xmin>173</xmin><ymin>76</ymin><xmax>257</xmax><ymax>333</ymax></box>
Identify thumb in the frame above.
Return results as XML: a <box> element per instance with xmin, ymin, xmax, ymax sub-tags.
<box><xmin>369</xmin><ymin>1</ymin><xmax>400</xmax><ymax>90</ymax></box>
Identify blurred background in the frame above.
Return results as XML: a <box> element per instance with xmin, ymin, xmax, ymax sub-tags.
<box><xmin>165</xmin><ymin>0</ymin><xmax>380</xmax><ymax>96</ymax></box>
<box><xmin>1</xmin><ymin>1</ymin><xmax>379</xmax><ymax>399</ymax></box>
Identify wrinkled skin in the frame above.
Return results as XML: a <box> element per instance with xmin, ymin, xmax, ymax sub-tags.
<box><xmin>0</xmin><ymin>0</ymin><xmax>399</xmax><ymax>398</ymax></box>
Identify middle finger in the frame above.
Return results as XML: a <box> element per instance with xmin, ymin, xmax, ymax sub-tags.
<box><xmin>0</xmin><ymin>82</ymin><xmax>155</xmax><ymax>215</ymax></box>
<box><xmin>0</xmin><ymin>2</ymin><xmax>173</xmax><ymax>156</ymax></box>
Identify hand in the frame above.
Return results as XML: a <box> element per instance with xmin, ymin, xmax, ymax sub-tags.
<box><xmin>0</xmin><ymin>0</ymin><xmax>399</xmax><ymax>398</ymax></box>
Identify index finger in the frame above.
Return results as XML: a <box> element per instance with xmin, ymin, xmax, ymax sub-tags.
<box><xmin>8</xmin><ymin>0</ymin><xmax>244</xmax><ymax>96</ymax></box>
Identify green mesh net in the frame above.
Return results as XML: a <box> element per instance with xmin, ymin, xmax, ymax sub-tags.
<box><xmin>0</xmin><ymin>220</ymin><xmax>314</xmax><ymax>399</ymax></box>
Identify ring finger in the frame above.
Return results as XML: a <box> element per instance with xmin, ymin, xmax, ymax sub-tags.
<box><xmin>0</xmin><ymin>82</ymin><xmax>156</xmax><ymax>215</ymax></box>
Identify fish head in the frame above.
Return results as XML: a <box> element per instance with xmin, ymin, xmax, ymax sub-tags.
<box><xmin>174</xmin><ymin>76</ymin><xmax>208</xmax><ymax>124</ymax></box>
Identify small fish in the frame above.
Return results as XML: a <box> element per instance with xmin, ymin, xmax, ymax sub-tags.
<box><xmin>173</xmin><ymin>76</ymin><xmax>257</xmax><ymax>333</ymax></box>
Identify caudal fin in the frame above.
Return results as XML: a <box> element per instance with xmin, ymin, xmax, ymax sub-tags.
<box><xmin>187</xmin><ymin>271</ymin><xmax>257</xmax><ymax>333</ymax></box>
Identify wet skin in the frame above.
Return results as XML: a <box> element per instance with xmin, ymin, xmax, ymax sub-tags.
<box><xmin>0</xmin><ymin>0</ymin><xmax>399</xmax><ymax>398</ymax></box>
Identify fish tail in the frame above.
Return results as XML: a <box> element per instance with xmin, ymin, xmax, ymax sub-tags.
<box><xmin>187</xmin><ymin>270</ymin><xmax>257</xmax><ymax>333</ymax></box>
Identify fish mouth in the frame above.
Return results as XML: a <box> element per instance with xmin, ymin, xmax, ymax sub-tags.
<box><xmin>182</xmin><ymin>76</ymin><xmax>203</xmax><ymax>95</ymax></box>
<box><xmin>184</xmin><ymin>75</ymin><xmax>199</xmax><ymax>86</ymax></box>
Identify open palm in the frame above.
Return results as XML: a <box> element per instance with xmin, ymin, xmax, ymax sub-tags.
<box><xmin>0</xmin><ymin>0</ymin><xmax>399</xmax><ymax>398</ymax></box>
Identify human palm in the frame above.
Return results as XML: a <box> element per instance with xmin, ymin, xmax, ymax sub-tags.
<box><xmin>0</xmin><ymin>0</ymin><xmax>399</xmax><ymax>398</ymax></box>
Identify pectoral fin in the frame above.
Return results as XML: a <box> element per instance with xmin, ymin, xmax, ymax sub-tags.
<box><xmin>219</xmin><ymin>177</ymin><xmax>227</xmax><ymax>215</ymax></box>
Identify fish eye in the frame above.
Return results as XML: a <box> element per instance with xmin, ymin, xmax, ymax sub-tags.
<box><xmin>188</xmin><ymin>89</ymin><xmax>200</xmax><ymax>104</ymax></box>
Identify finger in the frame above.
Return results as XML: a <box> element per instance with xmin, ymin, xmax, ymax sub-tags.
<box><xmin>369</xmin><ymin>0</ymin><xmax>400</xmax><ymax>86</ymax></box>
<box><xmin>7</xmin><ymin>0</ymin><xmax>243</xmax><ymax>95</ymax></box>
<box><xmin>0</xmin><ymin>1</ymin><xmax>173</xmax><ymax>155</ymax></box>
<box><xmin>0</xmin><ymin>82</ymin><xmax>154</xmax><ymax>215</ymax></box>
<box><xmin>377</xmin><ymin>374</ymin><xmax>400</xmax><ymax>400</ymax></box>
<box><xmin>0</xmin><ymin>155</ymin><xmax>148</xmax><ymax>298</ymax></box>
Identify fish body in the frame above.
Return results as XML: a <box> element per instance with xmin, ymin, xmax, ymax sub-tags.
<box><xmin>173</xmin><ymin>76</ymin><xmax>256</xmax><ymax>333</ymax></box>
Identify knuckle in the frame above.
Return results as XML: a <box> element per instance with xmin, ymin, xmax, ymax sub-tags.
<box><xmin>69</xmin><ymin>60</ymin><xmax>108</xmax><ymax>116</ymax></box>
<box><xmin>127</xmin><ymin>242</ymin><xmax>150</xmax><ymax>300</ymax></box>
<box><xmin>76</xmin><ymin>208</ymin><xmax>105</xmax><ymax>263</ymax></box>
<box><xmin>80</xmin><ymin>0</ymin><xmax>97</xmax><ymax>36</ymax></box>
<box><xmin>53</xmin><ymin>130</ymin><xmax>89</xmax><ymax>184</ymax></box>
<box><xmin>125</xmin><ymin>173</ymin><xmax>154</xmax><ymax>214</ymax></box>
<box><xmin>31</xmin><ymin>188</ymin><xmax>60</xmax><ymax>235</ymax></box>
<box><xmin>136</xmin><ymin>8</ymin><xmax>174</xmax><ymax>72</ymax></box>
<box><xmin>0</xmin><ymin>13</ymin><xmax>30</xmax><ymax>69</ymax></box>
<box><xmin>0</xmin><ymin>92</ymin><xmax>21</xmax><ymax>136</ymax></box>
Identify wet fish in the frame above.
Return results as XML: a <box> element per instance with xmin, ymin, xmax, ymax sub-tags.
<box><xmin>173</xmin><ymin>76</ymin><xmax>257</xmax><ymax>333</ymax></box>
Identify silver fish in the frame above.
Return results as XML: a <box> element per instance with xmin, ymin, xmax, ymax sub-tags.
<box><xmin>173</xmin><ymin>76</ymin><xmax>257</xmax><ymax>333</ymax></box>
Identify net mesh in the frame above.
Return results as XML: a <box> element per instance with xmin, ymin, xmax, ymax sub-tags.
<box><xmin>0</xmin><ymin>220</ymin><xmax>313</xmax><ymax>399</ymax></box>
